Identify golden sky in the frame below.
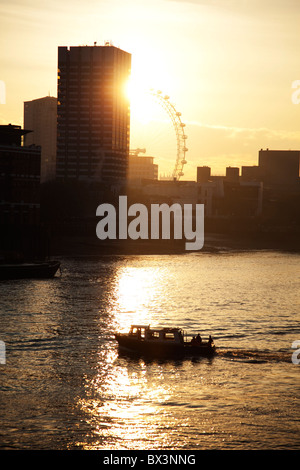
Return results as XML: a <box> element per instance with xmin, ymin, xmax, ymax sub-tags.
<box><xmin>1</xmin><ymin>0</ymin><xmax>300</xmax><ymax>179</ymax></box>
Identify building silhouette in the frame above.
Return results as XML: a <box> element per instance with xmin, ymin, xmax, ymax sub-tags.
<box><xmin>196</xmin><ymin>164</ymin><xmax>263</xmax><ymax>217</ymax></box>
<box><xmin>0</xmin><ymin>124</ymin><xmax>42</xmax><ymax>260</ymax></box>
<box><xmin>128</xmin><ymin>153</ymin><xmax>158</xmax><ymax>181</ymax></box>
<box><xmin>258</xmin><ymin>149</ymin><xmax>300</xmax><ymax>187</ymax></box>
<box><xmin>241</xmin><ymin>165</ymin><xmax>261</xmax><ymax>182</ymax></box>
<box><xmin>225</xmin><ymin>166</ymin><xmax>239</xmax><ymax>182</ymax></box>
<box><xmin>0</xmin><ymin>124</ymin><xmax>41</xmax><ymax>227</ymax></box>
<box><xmin>56</xmin><ymin>44</ymin><xmax>131</xmax><ymax>182</ymax></box>
<box><xmin>24</xmin><ymin>96</ymin><xmax>57</xmax><ymax>183</ymax></box>
<box><xmin>197</xmin><ymin>166</ymin><xmax>211</xmax><ymax>183</ymax></box>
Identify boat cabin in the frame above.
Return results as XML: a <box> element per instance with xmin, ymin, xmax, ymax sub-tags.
<box><xmin>128</xmin><ymin>325</ymin><xmax>184</xmax><ymax>344</ymax></box>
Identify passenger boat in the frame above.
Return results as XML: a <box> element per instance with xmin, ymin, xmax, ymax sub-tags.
<box><xmin>115</xmin><ymin>324</ymin><xmax>216</xmax><ymax>358</ymax></box>
<box><xmin>0</xmin><ymin>260</ymin><xmax>61</xmax><ymax>280</ymax></box>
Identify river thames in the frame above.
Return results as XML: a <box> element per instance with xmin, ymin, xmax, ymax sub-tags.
<box><xmin>0</xmin><ymin>250</ymin><xmax>299</xmax><ymax>450</ymax></box>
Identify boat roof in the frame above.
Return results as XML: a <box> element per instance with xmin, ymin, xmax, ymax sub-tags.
<box><xmin>130</xmin><ymin>324</ymin><xmax>150</xmax><ymax>329</ymax></box>
<box><xmin>130</xmin><ymin>324</ymin><xmax>182</xmax><ymax>332</ymax></box>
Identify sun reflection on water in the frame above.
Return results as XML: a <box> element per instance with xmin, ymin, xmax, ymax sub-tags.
<box><xmin>76</xmin><ymin>261</ymin><xmax>190</xmax><ymax>450</ymax></box>
<box><xmin>112</xmin><ymin>265</ymin><xmax>166</xmax><ymax>332</ymax></box>
<box><xmin>76</xmin><ymin>344</ymin><xmax>182</xmax><ymax>450</ymax></box>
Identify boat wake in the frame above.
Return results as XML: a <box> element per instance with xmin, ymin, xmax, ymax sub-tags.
<box><xmin>216</xmin><ymin>347</ymin><xmax>292</xmax><ymax>364</ymax></box>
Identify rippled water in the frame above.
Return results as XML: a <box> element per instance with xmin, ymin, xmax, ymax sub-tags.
<box><xmin>0</xmin><ymin>250</ymin><xmax>299</xmax><ymax>450</ymax></box>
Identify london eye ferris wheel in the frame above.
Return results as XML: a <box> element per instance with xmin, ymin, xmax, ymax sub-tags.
<box><xmin>130</xmin><ymin>89</ymin><xmax>188</xmax><ymax>181</ymax></box>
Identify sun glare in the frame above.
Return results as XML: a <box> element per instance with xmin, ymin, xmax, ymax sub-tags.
<box><xmin>114</xmin><ymin>266</ymin><xmax>154</xmax><ymax>331</ymax></box>
<box><xmin>124</xmin><ymin>54</ymin><xmax>180</xmax><ymax>177</ymax></box>
<box><xmin>126</xmin><ymin>75</ymin><xmax>160</xmax><ymax>125</ymax></box>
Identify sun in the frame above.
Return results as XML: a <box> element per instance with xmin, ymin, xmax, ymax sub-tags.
<box><xmin>125</xmin><ymin>75</ymin><xmax>159</xmax><ymax>125</ymax></box>
<box><xmin>125</xmin><ymin>51</ymin><xmax>173</xmax><ymax>125</ymax></box>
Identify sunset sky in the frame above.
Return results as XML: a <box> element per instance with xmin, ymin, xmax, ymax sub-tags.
<box><xmin>1</xmin><ymin>0</ymin><xmax>300</xmax><ymax>179</ymax></box>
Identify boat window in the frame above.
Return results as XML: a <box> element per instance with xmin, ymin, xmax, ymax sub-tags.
<box><xmin>131</xmin><ymin>328</ymin><xmax>137</xmax><ymax>335</ymax></box>
<box><xmin>130</xmin><ymin>327</ymin><xmax>147</xmax><ymax>338</ymax></box>
<box><xmin>147</xmin><ymin>331</ymin><xmax>159</xmax><ymax>340</ymax></box>
<box><xmin>164</xmin><ymin>332</ymin><xmax>175</xmax><ymax>340</ymax></box>
<box><xmin>130</xmin><ymin>327</ymin><xmax>140</xmax><ymax>336</ymax></box>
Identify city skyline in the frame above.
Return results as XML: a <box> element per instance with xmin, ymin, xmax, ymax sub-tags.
<box><xmin>1</xmin><ymin>0</ymin><xmax>300</xmax><ymax>179</ymax></box>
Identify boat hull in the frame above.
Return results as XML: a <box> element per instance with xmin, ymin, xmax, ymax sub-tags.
<box><xmin>0</xmin><ymin>261</ymin><xmax>61</xmax><ymax>280</ymax></box>
<box><xmin>184</xmin><ymin>343</ymin><xmax>216</xmax><ymax>357</ymax></box>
